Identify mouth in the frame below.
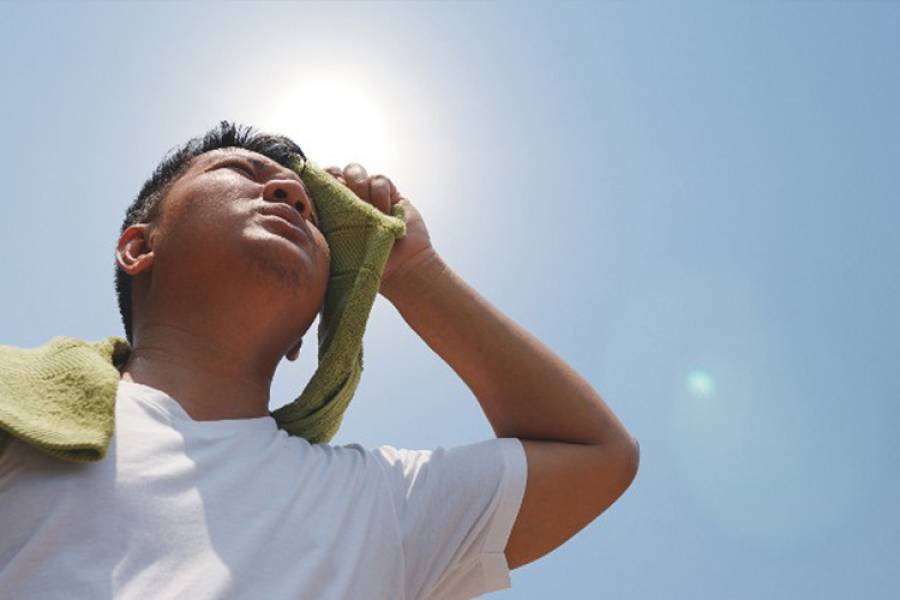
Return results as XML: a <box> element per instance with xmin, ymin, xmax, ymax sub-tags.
<box><xmin>258</xmin><ymin>213</ymin><xmax>310</xmax><ymax>246</ymax></box>
<box><xmin>259</xmin><ymin>202</ymin><xmax>309</xmax><ymax>230</ymax></box>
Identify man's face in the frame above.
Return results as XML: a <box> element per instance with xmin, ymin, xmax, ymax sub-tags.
<box><xmin>149</xmin><ymin>147</ymin><xmax>331</xmax><ymax>325</ymax></box>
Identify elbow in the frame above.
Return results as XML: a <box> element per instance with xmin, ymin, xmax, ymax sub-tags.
<box><xmin>628</xmin><ymin>434</ymin><xmax>640</xmax><ymax>463</ymax></box>
<box><xmin>620</xmin><ymin>435</ymin><xmax>640</xmax><ymax>490</ymax></box>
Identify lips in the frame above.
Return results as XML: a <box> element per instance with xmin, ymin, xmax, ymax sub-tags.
<box><xmin>258</xmin><ymin>204</ymin><xmax>310</xmax><ymax>244</ymax></box>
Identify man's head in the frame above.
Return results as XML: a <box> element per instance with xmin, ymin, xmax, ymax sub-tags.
<box><xmin>114</xmin><ymin>121</ymin><xmax>331</xmax><ymax>363</ymax></box>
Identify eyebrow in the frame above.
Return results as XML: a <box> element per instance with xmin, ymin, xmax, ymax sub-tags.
<box><xmin>246</xmin><ymin>156</ymin><xmax>302</xmax><ymax>184</ymax></box>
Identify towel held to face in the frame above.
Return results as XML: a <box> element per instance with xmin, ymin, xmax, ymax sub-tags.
<box><xmin>0</xmin><ymin>154</ymin><xmax>408</xmax><ymax>463</ymax></box>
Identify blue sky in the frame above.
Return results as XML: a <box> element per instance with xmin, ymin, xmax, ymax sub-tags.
<box><xmin>1</xmin><ymin>1</ymin><xmax>897</xmax><ymax>597</ymax></box>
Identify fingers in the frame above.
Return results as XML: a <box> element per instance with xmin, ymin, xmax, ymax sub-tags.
<box><xmin>324</xmin><ymin>163</ymin><xmax>398</xmax><ymax>215</ymax></box>
<box><xmin>324</xmin><ymin>166</ymin><xmax>347</xmax><ymax>186</ymax></box>
<box><xmin>343</xmin><ymin>163</ymin><xmax>370</xmax><ymax>201</ymax></box>
<box><xmin>368</xmin><ymin>176</ymin><xmax>394</xmax><ymax>214</ymax></box>
<box><xmin>387</xmin><ymin>178</ymin><xmax>401</xmax><ymax>203</ymax></box>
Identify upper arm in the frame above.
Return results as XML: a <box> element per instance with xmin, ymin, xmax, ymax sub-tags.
<box><xmin>505</xmin><ymin>437</ymin><xmax>640</xmax><ymax>570</ymax></box>
<box><xmin>369</xmin><ymin>438</ymin><xmax>528</xmax><ymax>600</ymax></box>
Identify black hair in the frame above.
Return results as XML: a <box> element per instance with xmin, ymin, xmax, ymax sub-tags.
<box><xmin>114</xmin><ymin>120</ymin><xmax>308</xmax><ymax>346</ymax></box>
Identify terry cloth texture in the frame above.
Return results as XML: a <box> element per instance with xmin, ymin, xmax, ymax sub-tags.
<box><xmin>0</xmin><ymin>154</ymin><xmax>407</xmax><ymax>463</ymax></box>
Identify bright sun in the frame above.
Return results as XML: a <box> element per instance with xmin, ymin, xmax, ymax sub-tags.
<box><xmin>259</xmin><ymin>75</ymin><xmax>392</xmax><ymax>174</ymax></box>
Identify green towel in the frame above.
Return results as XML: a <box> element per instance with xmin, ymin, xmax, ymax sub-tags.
<box><xmin>0</xmin><ymin>154</ymin><xmax>407</xmax><ymax>464</ymax></box>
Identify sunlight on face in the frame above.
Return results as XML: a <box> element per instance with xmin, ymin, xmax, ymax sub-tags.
<box><xmin>222</xmin><ymin>62</ymin><xmax>455</xmax><ymax>251</ymax></box>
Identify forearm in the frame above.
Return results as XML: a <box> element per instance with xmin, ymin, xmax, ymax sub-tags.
<box><xmin>382</xmin><ymin>251</ymin><xmax>634</xmax><ymax>448</ymax></box>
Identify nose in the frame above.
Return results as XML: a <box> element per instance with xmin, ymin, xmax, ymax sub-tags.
<box><xmin>263</xmin><ymin>178</ymin><xmax>315</xmax><ymax>223</ymax></box>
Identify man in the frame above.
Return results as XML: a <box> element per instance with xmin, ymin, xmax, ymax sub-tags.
<box><xmin>0</xmin><ymin>121</ymin><xmax>639</xmax><ymax>598</ymax></box>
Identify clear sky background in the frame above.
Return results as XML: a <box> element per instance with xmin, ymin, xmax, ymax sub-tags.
<box><xmin>1</xmin><ymin>1</ymin><xmax>897</xmax><ymax>598</ymax></box>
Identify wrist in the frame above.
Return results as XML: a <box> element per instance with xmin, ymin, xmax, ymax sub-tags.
<box><xmin>380</xmin><ymin>247</ymin><xmax>446</xmax><ymax>304</ymax></box>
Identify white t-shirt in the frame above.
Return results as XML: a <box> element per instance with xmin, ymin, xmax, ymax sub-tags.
<box><xmin>0</xmin><ymin>380</ymin><xmax>527</xmax><ymax>599</ymax></box>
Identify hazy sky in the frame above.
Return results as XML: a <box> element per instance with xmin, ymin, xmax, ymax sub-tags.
<box><xmin>1</xmin><ymin>1</ymin><xmax>897</xmax><ymax>598</ymax></box>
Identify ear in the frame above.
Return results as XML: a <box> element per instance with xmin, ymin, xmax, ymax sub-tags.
<box><xmin>285</xmin><ymin>337</ymin><xmax>303</xmax><ymax>362</ymax></box>
<box><xmin>116</xmin><ymin>224</ymin><xmax>155</xmax><ymax>276</ymax></box>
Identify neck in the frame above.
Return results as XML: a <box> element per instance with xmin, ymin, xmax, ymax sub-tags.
<box><xmin>119</xmin><ymin>322</ymin><xmax>285</xmax><ymax>421</ymax></box>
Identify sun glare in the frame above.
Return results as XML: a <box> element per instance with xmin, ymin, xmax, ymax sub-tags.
<box><xmin>260</xmin><ymin>75</ymin><xmax>392</xmax><ymax>174</ymax></box>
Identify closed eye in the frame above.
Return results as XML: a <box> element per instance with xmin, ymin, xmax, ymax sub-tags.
<box><xmin>224</xmin><ymin>162</ymin><xmax>255</xmax><ymax>179</ymax></box>
<box><xmin>222</xmin><ymin>160</ymin><xmax>319</xmax><ymax>228</ymax></box>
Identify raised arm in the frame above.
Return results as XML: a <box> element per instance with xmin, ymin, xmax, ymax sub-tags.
<box><xmin>327</xmin><ymin>162</ymin><xmax>639</xmax><ymax>570</ymax></box>
<box><xmin>381</xmin><ymin>249</ymin><xmax>639</xmax><ymax>570</ymax></box>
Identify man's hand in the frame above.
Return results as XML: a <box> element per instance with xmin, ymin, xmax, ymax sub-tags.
<box><xmin>324</xmin><ymin>163</ymin><xmax>436</xmax><ymax>297</ymax></box>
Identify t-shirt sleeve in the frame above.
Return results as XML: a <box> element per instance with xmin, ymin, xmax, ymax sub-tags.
<box><xmin>369</xmin><ymin>437</ymin><xmax>528</xmax><ymax>600</ymax></box>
